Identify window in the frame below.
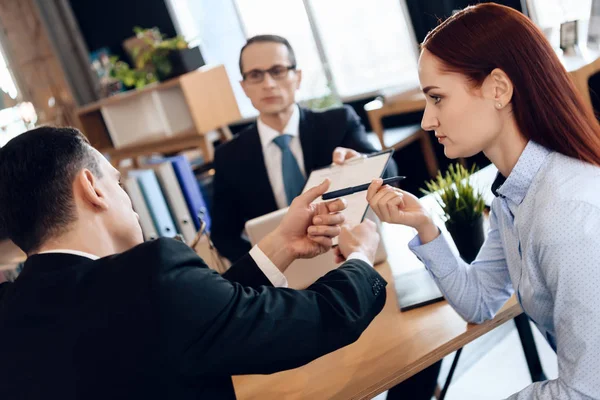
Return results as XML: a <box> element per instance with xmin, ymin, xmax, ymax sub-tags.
<box><xmin>528</xmin><ymin>0</ymin><xmax>591</xmax><ymax>29</ymax></box>
<box><xmin>166</xmin><ymin>0</ymin><xmax>256</xmax><ymax>117</ymax></box>
<box><xmin>167</xmin><ymin>0</ymin><xmax>420</xmax><ymax>116</ymax></box>
<box><xmin>527</xmin><ymin>0</ymin><xmax>592</xmax><ymax>50</ymax></box>
<box><xmin>235</xmin><ymin>0</ymin><xmax>330</xmax><ymax>101</ymax></box>
<box><xmin>306</xmin><ymin>0</ymin><xmax>418</xmax><ymax>98</ymax></box>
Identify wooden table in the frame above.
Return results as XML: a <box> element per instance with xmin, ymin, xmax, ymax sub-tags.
<box><xmin>233</xmin><ymin>166</ymin><xmax>525</xmax><ymax>399</ymax></box>
<box><xmin>233</xmin><ymin>239</ymin><xmax>521</xmax><ymax>400</ymax></box>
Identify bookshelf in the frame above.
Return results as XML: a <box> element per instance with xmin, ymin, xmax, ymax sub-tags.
<box><xmin>77</xmin><ymin>64</ymin><xmax>242</xmax><ymax>166</ymax></box>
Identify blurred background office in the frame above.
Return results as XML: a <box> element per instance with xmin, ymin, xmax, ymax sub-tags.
<box><xmin>0</xmin><ymin>0</ymin><xmax>597</xmax><ymax>398</ymax></box>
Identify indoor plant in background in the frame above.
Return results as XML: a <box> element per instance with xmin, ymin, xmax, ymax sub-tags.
<box><xmin>421</xmin><ymin>163</ymin><xmax>486</xmax><ymax>263</ymax></box>
<box><xmin>129</xmin><ymin>27</ymin><xmax>205</xmax><ymax>82</ymax></box>
<box><xmin>107</xmin><ymin>27</ymin><xmax>205</xmax><ymax>91</ymax></box>
<box><xmin>108</xmin><ymin>55</ymin><xmax>157</xmax><ymax>90</ymax></box>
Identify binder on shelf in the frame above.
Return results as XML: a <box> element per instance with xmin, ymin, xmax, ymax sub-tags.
<box><xmin>154</xmin><ymin>162</ymin><xmax>197</xmax><ymax>244</ymax></box>
<box><xmin>129</xmin><ymin>170</ymin><xmax>177</xmax><ymax>238</ymax></box>
<box><xmin>167</xmin><ymin>155</ymin><xmax>211</xmax><ymax>231</ymax></box>
<box><xmin>123</xmin><ymin>177</ymin><xmax>159</xmax><ymax>241</ymax></box>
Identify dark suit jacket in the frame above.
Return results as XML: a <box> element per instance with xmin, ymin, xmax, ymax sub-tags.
<box><xmin>0</xmin><ymin>238</ymin><xmax>386</xmax><ymax>400</ymax></box>
<box><xmin>212</xmin><ymin>105</ymin><xmax>398</xmax><ymax>262</ymax></box>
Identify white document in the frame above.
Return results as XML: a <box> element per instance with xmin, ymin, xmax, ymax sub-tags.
<box><xmin>154</xmin><ymin>162</ymin><xmax>197</xmax><ymax>244</ymax></box>
<box><xmin>301</xmin><ymin>150</ymin><xmax>393</xmax><ymax>242</ymax></box>
<box><xmin>123</xmin><ymin>177</ymin><xmax>159</xmax><ymax>241</ymax></box>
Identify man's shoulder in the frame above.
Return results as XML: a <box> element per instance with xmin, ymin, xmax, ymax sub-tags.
<box><xmin>215</xmin><ymin>123</ymin><xmax>258</xmax><ymax>160</ymax></box>
<box><xmin>301</xmin><ymin>105</ymin><xmax>356</xmax><ymax>124</ymax></box>
<box><xmin>106</xmin><ymin>238</ymin><xmax>205</xmax><ymax>274</ymax></box>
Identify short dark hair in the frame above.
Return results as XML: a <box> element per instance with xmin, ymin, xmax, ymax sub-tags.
<box><xmin>0</xmin><ymin>126</ymin><xmax>103</xmax><ymax>253</ymax></box>
<box><xmin>239</xmin><ymin>34</ymin><xmax>297</xmax><ymax>75</ymax></box>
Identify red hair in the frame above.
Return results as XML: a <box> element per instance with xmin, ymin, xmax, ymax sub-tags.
<box><xmin>422</xmin><ymin>3</ymin><xmax>600</xmax><ymax>166</ymax></box>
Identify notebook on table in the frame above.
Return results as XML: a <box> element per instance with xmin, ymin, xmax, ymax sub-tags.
<box><xmin>395</xmin><ymin>268</ymin><xmax>444</xmax><ymax>312</ymax></box>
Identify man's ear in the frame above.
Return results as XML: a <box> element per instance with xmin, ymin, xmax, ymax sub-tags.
<box><xmin>75</xmin><ymin>169</ymin><xmax>108</xmax><ymax>211</ymax></box>
<box><xmin>240</xmin><ymin>78</ymin><xmax>250</xmax><ymax>97</ymax></box>
<box><xmin>295</xmin><ymin>69</ymin><xmax>302</xmax><ymax>90</ymax></box>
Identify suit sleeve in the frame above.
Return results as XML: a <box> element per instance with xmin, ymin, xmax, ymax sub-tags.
<box><xmin>210</xmin><ymin>148</ymin><xmax>252</xmax><ymax>263</ymax></box>
<box><xmin>154</xmin><ymin>239</ymin><xmax>387</xmax><ymax>377</ymax></box>
<box><xmin>0</xmin><ymin>282</ymin><xmax>11</xmax><ymax>301</ymax></box>
<box><xmin>221</xmin><ymin>253</ymin><xmax>273</xmax><ymax>288</ymax></box>
<box><xmin>339</xmin><ymin>105</ymin><xmax>398</xmax><ymax>178</ymax></box>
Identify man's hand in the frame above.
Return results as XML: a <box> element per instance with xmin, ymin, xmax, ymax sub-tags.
<box><xmin>332</xmin><ymin>147</ymin><xmax>363</xmax><ymax>165</ymax></box>
<box><xmin>258</xmin><ymin>179</ymin><xmax>347</xmax><ymax>272</ymax></box>
<box><xmin>334</xmin><ymin>220</ymin><xmax>380</xmax><ymax>264</ymax></box>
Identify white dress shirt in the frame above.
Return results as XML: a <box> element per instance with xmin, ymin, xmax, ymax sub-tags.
<box><xmin>257</xmin><ymin>105</ymin><xmax>306</xmax><ymax>210</ymax></box>
<box><xmin>37</xmin><ymin>249</ymin><xmax>100</xmax><ymax>260</ymax></box>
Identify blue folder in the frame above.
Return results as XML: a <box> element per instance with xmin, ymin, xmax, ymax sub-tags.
<box><xmin>129</xmin><ymin>170</ymin><xmax>177</xmax><ymax>238</ymax></box>
<box><xmin>166</xmin><ymin>155</ymin><xmax>211</xmax><ymax>231</ymax></box>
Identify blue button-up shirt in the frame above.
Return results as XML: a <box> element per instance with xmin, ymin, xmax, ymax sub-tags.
<box><xmin>410</xmin><ymin>141</ymin><xmax>600</xmax><ymax>399</ymax></box>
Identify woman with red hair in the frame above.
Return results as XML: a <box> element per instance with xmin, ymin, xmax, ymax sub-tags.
<box><xmin>367</xmin><ymin>3</ymin><xmax>600</xmax><ymax>398</ymax></box>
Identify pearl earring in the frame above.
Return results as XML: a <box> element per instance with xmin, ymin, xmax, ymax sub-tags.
<box><xmin>496</xmin><ymin>102</ymin><xmax>502</xmax><ymax>108</ymax></box>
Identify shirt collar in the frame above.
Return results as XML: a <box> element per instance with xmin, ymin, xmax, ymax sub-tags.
<box><xmin>256</xmin><ymin>104</ymin><xmax>300</xmax><ymax>150</ymax></box>
<box><xmin>492</xmin><ymin>140</ymin><xmax>552</xmax><ymax>204</ymax></box>
<box><xmin>36</xmin><ymin>249</ymin><xmax>99</xmax><ymax>260</ymax></box>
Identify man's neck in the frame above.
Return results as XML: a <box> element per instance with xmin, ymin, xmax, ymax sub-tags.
<box><xmin>259</xmin><ymin>105</ymin><xmax>296</xmax><ymax>133</ymax></box>
<box><xmin>34</xmin><ymin>225</ymin><xmax>117</xmax><ymax>259</ymax></box>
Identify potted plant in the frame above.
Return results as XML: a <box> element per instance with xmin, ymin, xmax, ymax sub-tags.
<box><xmin>421</xmin><ymin>163</ymin><xmax>486</xmax><ymax>263</ymax></box>
<box><xmin>129</xmin><ymin>27</ymin><xmax>205</xmax><ymax>82</ymax></box>
<box><xmin>108</xmin><ymin>56</ymin><xmax>157</xmax><ymax>90</ymax></box>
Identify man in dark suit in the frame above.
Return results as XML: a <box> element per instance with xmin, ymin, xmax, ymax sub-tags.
<box><xmin>0</xmin><ymin>127</ymin><xmax>385</xmax><ymax>400</ymax></box>
<box><xmin>210</xmin><ymin>35</ymin><xmax>441</xmax><ymax>400</ymax></box>
<box><xmin>211</xmin><ymin>34</ymin><xmax>399</xmax><ymax>263</ymax></box>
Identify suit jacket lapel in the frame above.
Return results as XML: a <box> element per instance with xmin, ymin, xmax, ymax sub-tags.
<box><xmin>299</xmin><ymin>108</ymin><xmax>316</xmax><ymax>173</ymax></box>
<box><xmin>243</xmin><ymin>124</ymin><xmax>278</xmax><ymax>213</ymax></box>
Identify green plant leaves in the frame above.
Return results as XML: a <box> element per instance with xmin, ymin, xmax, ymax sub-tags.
<box><xmin>107</xmin><ymin>27</ymin><xmax>189</xmax><ymax>89</ymax></box>
<box><xmin>420</xmin><ymin>163</ymin><xmax>486</xmax><ymax>224</ymax></box>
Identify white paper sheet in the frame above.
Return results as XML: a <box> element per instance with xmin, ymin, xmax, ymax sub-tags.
<box><xmin>301</xmin><ymin>150</ymin><xmax>393</xmax><ymax>243</ymax></box>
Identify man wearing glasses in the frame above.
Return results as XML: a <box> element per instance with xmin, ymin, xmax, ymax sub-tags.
<box><xmin>212</xmin><ymin>34</ymin><xmax>439</xmax><ymax>400</ymax></box>
<box><xmin>212</xmin><ymin>34</ymin><xmax>397</xmax><ymax>264</ymax></box>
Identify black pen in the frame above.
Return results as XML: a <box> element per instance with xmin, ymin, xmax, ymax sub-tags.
<box><xmin>321</xmin><ymin>176</ymin><xmax>406</xmax><ymax>200</ymax></box>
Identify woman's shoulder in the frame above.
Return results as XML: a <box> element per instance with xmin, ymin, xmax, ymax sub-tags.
<box><xmin>534</xmin><ymin>152</ymin><xmax>600</xmax><ymax>207</ymax></box>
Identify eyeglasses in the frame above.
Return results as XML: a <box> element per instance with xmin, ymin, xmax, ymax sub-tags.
<box><xmin>242</xmin><ymin>64</ymin><xmax>297</xmax><ymax>84</ymax></box>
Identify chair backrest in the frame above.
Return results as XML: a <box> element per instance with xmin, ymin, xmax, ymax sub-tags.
<box><xmin>570</xmin><ymin>57</ymin><xmax>600</xmax><ymax>117</ymax></box>
<box><xmin>587</xmin><ymin>70</ymin><xmax>600</xmax><ymax>119</ymax></box>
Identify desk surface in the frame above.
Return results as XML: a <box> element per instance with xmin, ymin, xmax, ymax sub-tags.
<box><xmin>233</xmin><ymin>259</ymin><xmax>520</xmax><ymax>400</ymax></box>
<box><xmin>233</xmin><ymin>166</ymin><xmax>519</xmax><ymax>400</ymax></box>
